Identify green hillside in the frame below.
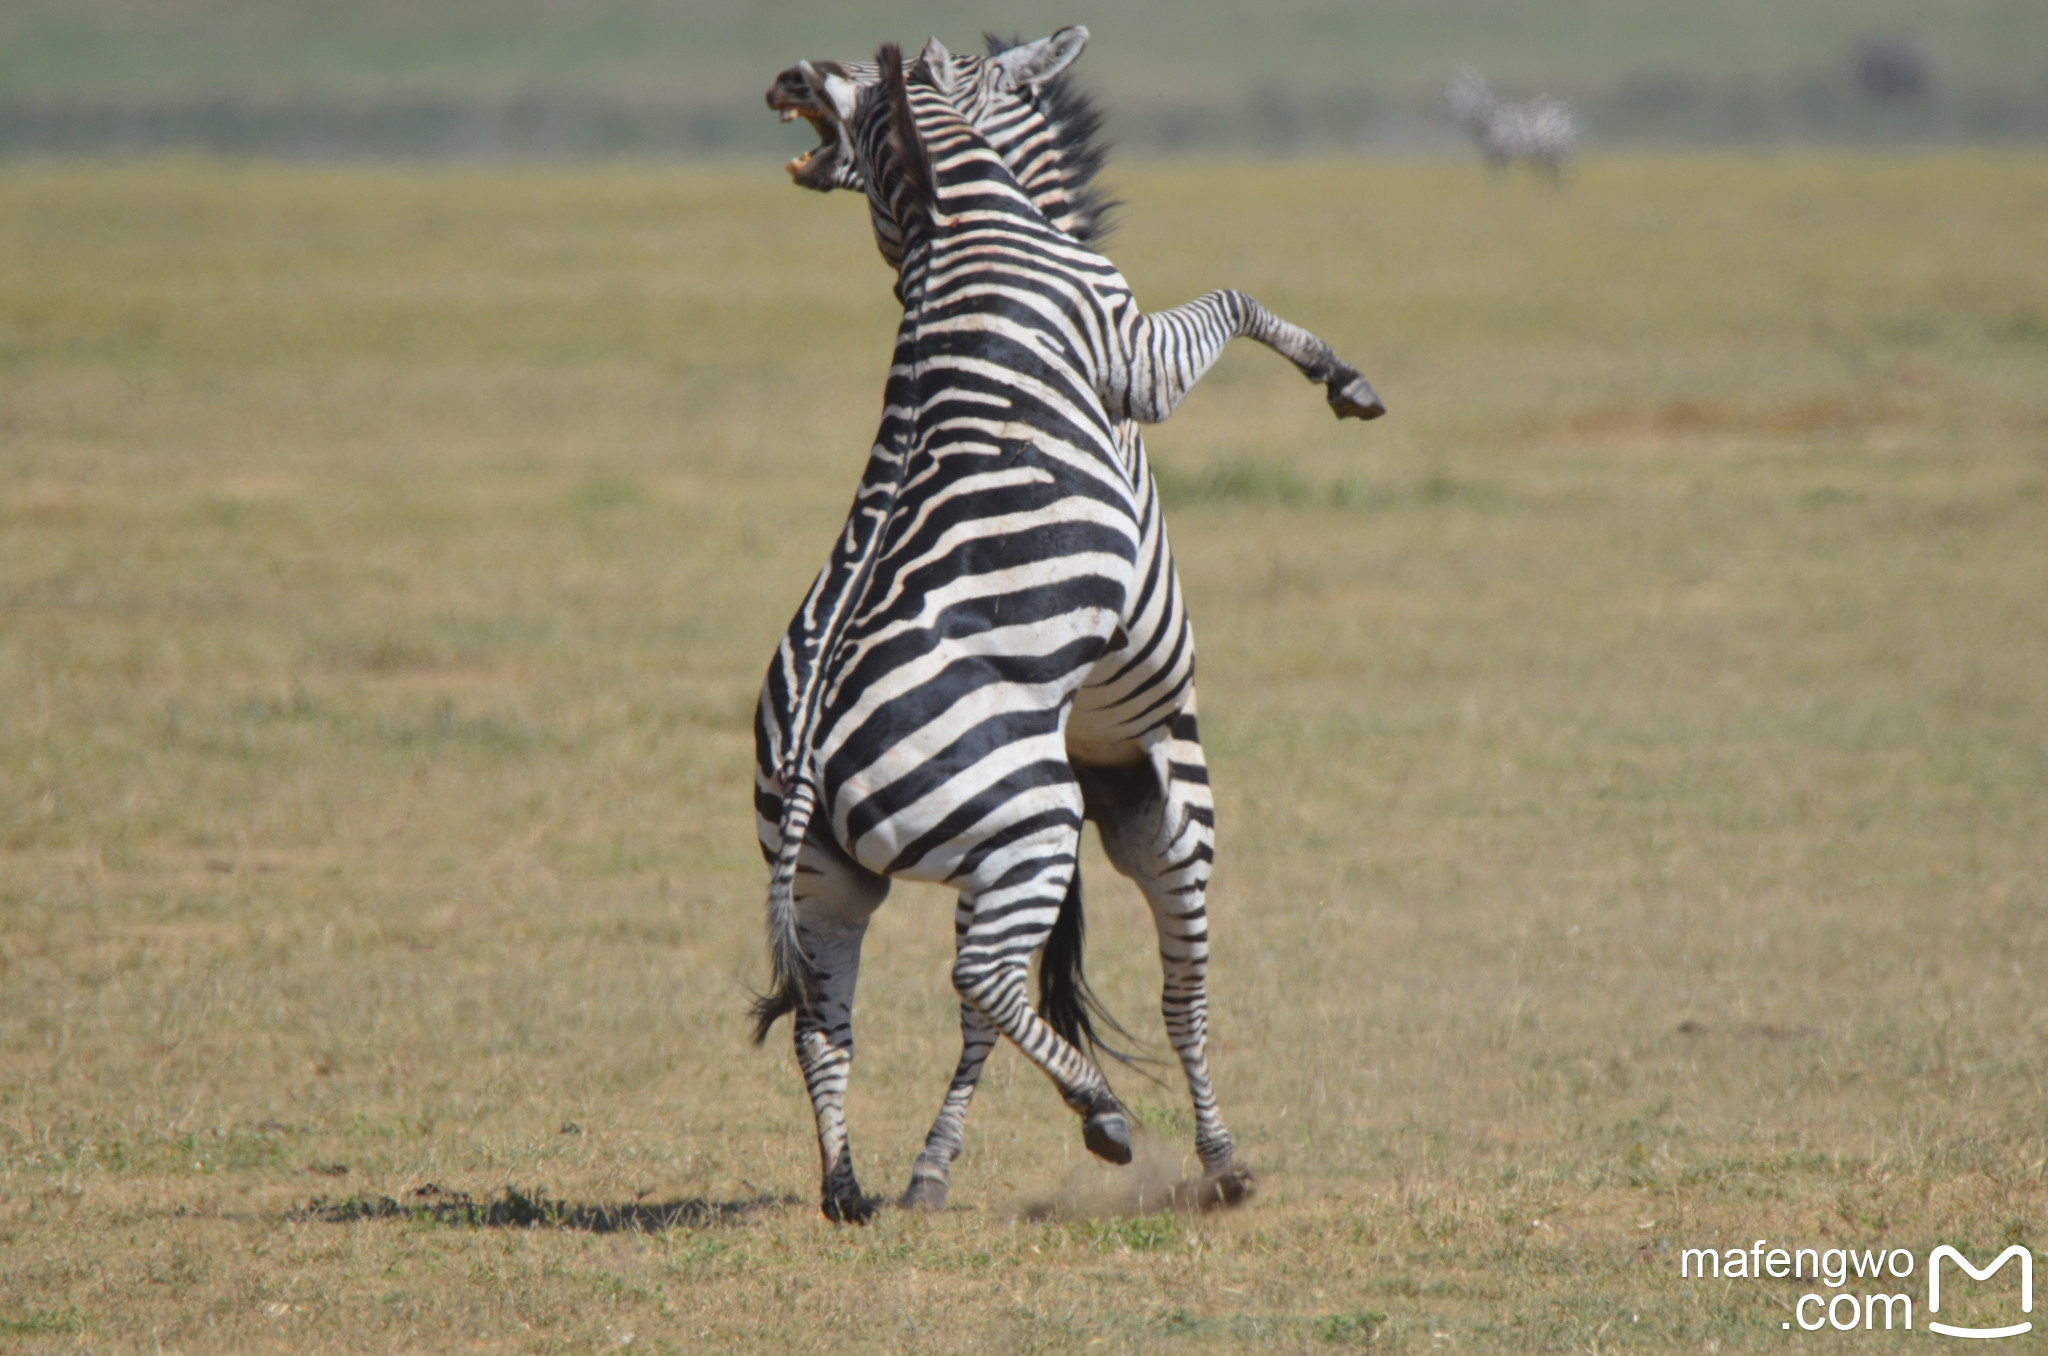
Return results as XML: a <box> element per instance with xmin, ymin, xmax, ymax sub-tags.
<box><xmin>3</xmin><ymin>1</ymin><xmax>2045</xmax><ymax>154</ymax></box>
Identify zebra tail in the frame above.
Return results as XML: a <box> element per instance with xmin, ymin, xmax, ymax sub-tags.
<box><xmin>1037</xmin><ymin>863</ymin><xmax>1160</xmax><ymax>1079</ymax></box>
<box><xmin>748</xmin><ymin>779</ymin><xmax>820</xmax><ymax>1044</ymax></box>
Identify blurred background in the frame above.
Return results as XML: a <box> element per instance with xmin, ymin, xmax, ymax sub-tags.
<box><xmin>4</xmin><ymin>0</ymin><xmax>2046</xmax><ymax>160</ymax></box>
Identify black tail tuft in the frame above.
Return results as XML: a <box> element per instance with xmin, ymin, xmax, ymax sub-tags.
<box><xmin>747</xmin><ymin>980</ymin><xmax>804</xmax><ymax>1046</ymax></box>
<box><xmin>1037</xmin><ymin>864</ymin><xmax>1158</xmax><ymax>1078</ymax></box>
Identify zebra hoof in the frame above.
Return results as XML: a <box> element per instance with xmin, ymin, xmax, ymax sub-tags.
<box><xmin>821</xmin><ymin>1188</ymin><xmax>878</xmax><ymax>1225</ymax></box>
<box><xmin>897</xmin><ymin>1174</ymin><xmax>949</xmax><ymax>1212</ymax></box>
<box><xmin>1328</xmin><ymin>371</ymin><xmax>1386</xmax><ymax>421</ymax></box>
<box><xmin>1082</xmin><ymin>1110</ymin><xmax>1133</xmax><ymax>1165</ymax></box>
<box><xmin>1204</xmin><ymin>1166</ymin><xmax>1256</xmax><ymax>1209</ymax></box>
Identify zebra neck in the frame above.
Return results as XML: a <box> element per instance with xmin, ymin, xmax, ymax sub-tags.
<box><xmin>928</xmin><ymin>144</ymin><xmax>1042</xmax><ymax>230</ymax></box>
<box><xmin>891</xmin><ymin>238</ymin><xmax>934</xmax><ymax>309</ymax></box>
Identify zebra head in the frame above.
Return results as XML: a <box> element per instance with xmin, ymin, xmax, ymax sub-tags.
<box><xmin>767</xmin><ymin>57</ymin><xmax>869</xmax><ymax>192</ymax></box>
<box><xmin>766</xmin><ymin>28</ymin><xmax>1113</xmax><ymax>259</ymax></box>
<box><xmin>783</xmin><ymin>43</ymin><xmax>934</xmax><ymax>275</ymax></box>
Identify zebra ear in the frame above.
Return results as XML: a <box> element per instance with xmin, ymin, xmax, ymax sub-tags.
<box><xmin>919</xmin><ymin>37</ymin><xmax>957</xmax><ymax>94</ymax></box>
<box><xmin>991</xmin><ymin>25</ymin><xmax>1088</xmax><ymax>90</ymax></box>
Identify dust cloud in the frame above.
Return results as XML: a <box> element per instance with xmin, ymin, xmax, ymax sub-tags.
<box><xmin>1017</xmin><ymin>1128</ymin><xmax>1255</xmax><ymax>1221</ymax></box>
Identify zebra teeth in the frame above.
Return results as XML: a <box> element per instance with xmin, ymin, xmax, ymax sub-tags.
<box><xmin>779</xmin><ymin>109</ymin><xmax>798</xmax><ymax>123</ymax></box>
<box><xmin>788</xmin><ymin>150</ymin><xmax>815</xmax><ymax>170</ymax></box>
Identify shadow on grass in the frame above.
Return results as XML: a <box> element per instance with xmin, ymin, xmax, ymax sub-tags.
<box><xmin>295</xmin><ymin>1183</ymin><xmax>798</xmax><ymax>1233</ymax></box>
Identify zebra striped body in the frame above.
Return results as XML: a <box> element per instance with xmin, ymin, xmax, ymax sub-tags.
<box><xmin>754</xmin><ymin>35</ymin><xmax>1382</xmax><ymax>1222</ymax></box>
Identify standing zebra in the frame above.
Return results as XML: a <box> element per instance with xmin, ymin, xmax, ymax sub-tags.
<box><xmin>1444</xmin><ymin>67</ymin><xmax>1576</xmax><ymax>180</ymax></box>
<box><xmin>751</xmin><ymin>35</ymin><xmax>1383</xmax><ymax>1223</ymax></box>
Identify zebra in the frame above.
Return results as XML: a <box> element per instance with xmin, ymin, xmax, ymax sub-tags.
<box><xmin>1444</xmin><ymin>66</ymin><xmax>1576</xmax><ymax>180</ymax></box>
<box><xmin>765</xmin><ymin>29</ymin><xmax>1222</xmax><ymax>1218</ymax></box>
<box><xmin>750</xmin><ymin>35</ymin><xmax>1384</xmax><ymax>1223</ymax></box>
<box><xmin>763</xmin><ymin>29</ymin><xmax>1190</xmax><ymax>1214</ymax></box>
<box><xmin>767</xmin><ymin>28</ymin><xmax>1111</xmax><ymax>255</ymax></box>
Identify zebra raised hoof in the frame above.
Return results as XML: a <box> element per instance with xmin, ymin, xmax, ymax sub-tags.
<box><xmin>751</xmin><ymin>34</ymin><xmax>1379</xmax><ymax>1222</ymax></box>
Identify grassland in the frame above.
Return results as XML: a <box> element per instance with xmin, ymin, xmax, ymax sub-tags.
<box><xmin>2</xmin><ymin>153</ymin><xmax>2046</xmax><ymax>1352</ymax></box>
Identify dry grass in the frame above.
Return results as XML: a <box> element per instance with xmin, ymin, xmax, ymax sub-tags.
<box><xmin>2</xmin><ymin>154</ymin><xmax>2045</xmax><ymax>1352</ymax></box>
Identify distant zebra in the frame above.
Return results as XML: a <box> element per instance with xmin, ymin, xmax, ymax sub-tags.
<box><xmin>750</xmin><ymin>34</ymin><xmax>1383</xmax><ymax>1223</ymax></box>
<box><xmin>1445</xmin><ymin>67</ymin><xmax>1576</xmax><ymax>179</ymax></box>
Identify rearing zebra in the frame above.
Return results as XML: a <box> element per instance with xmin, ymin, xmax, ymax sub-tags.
<box><xmin>751</xmin><ymin>34</ymin><xmax>1383</xmax><ymax>1223</ymax></box>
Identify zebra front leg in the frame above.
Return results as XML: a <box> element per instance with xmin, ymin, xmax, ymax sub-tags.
<box><xmin>1119</xmin><ymin>288</ymin><xmax>1385</xmax><ymax>424</ymax></box>
<box><xmin>951</xmin><ymin>857</ymin><xmax>1133</xmax><ymax>1166</ymax></box>
<box><xmin>898</xmin><ymin>998</ymin><xmax>999</xmax><ymax>1211</ymax></box>
<box><xmin>784</xmin><ymin>833</ymin><xmax>891</xmax><ymax>1223</ymax></box>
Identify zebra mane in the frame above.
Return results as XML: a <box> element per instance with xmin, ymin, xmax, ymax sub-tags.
<box><xmin>875</xmin><ymin>43</ymin><xmax>936</xmax><ymax>229</ymax></box>
<box><xmin>982</xmin><ymin>32</ymin><xmax>1117</xmax><ymax>245</ymax></box>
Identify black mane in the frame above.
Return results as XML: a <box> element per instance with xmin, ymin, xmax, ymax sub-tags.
<box><xmin>877</xmin><ymin>42</ymin><xmax>936</xmax><ymax>226</ymax></box>
<box><xmin>983</xmin><ymin>32</ymin><xmax>1118</xmax><ymax>244</ymax></box>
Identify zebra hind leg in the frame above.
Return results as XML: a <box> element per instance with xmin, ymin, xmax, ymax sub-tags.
<box><xmin>1082</xmin><ymin>713</ymin><xmax>1250</xmax><ymax>1201</ymax></box>
<box><xmin>898</xmin><ymin>993</ymin><xmax>998</xmax><ymax>1212</ymax></box>
<box><xmin>781</xmin><ymin>831</ymin><xmax>890</xmax><ymax>1223</ymax></box>
<box><xmin>900</xmin><ymin>890</ymin><xmax>1004</xmax><ymax>1210</ymax></box>
<box><xmin>949</xmin><ymin>852</ymin><xmax>1134</xmax><ymax>1169</ymax></box>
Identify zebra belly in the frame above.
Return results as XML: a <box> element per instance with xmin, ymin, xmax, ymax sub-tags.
<box><xmin>1065</xmin><ymin>620</ymin><xmax>1194</xmax><ymax>763</ymax></box>
<box><xmin>1064</xmin><ymin>539</ymin><xmax>1194</xmax><ymax>764</ymax></box>
<box><xmin>818</xmin><ymin>600</ymin><xmax>1126</xmax><ymax>886</ymax></box>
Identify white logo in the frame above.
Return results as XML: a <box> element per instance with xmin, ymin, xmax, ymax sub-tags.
<box><xmin>1929</xmin><ymin>1244</ymin><xmax>2033</xmax><ymax>1340</ymax></box>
